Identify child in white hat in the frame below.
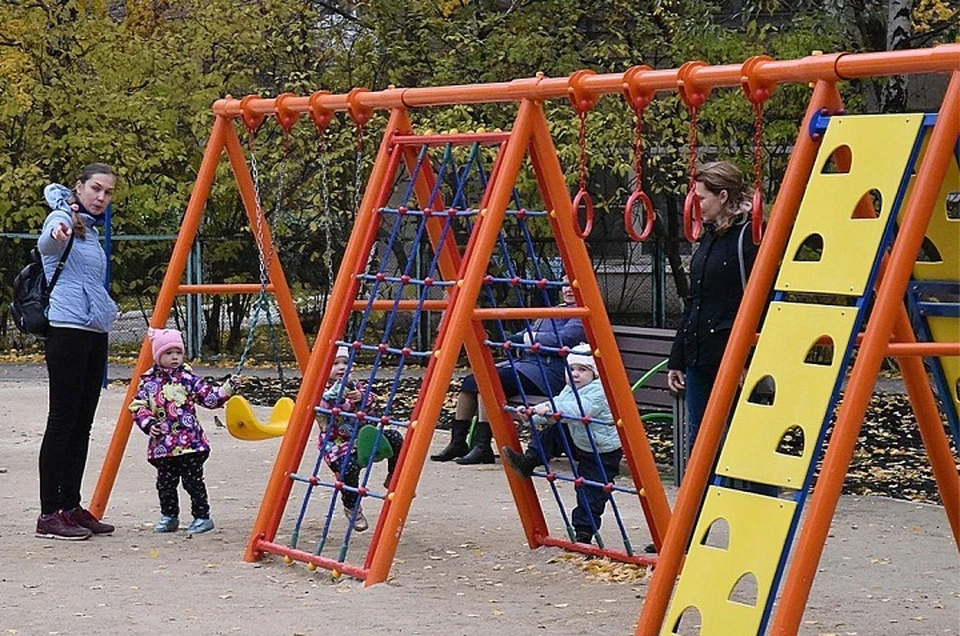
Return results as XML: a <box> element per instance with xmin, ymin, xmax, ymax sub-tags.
<box><xmin>501</xmin><ymin>343</ymin><xmax>621</xmax><ymax>545</ymax></box>
<box><xmin>129</xmin><ymin>328</ymin><xmax>239</xmax><ymax>534</ymax></box>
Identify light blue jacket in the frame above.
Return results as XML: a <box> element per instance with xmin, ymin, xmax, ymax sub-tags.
<box><xmin>37</xmin><ymin>184</ymin><xmax>118</xmax><ymax>333</ymax></box>
<box><xmin>532</xmin><ymin>378</ymin><xmax>620</xmax><ymax>453</ymax></box>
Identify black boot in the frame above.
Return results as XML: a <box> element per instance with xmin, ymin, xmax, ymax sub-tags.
<box><xmin>431</xmin><ymin>419</ymin><xmax>470</xmax><ymax>462</ymax></box>
<box><xmin>455</xmin><ymin>421</ymin><xmax>495</xmax><ymax>465</ymax></box>
<box><xmin>501</xmin><ymin>446</ymin><xmax>538</xmax><ymax>478</ymax></box>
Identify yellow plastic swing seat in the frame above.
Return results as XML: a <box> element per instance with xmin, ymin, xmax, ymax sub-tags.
<box><xmin>224</xmin><ymin>395</ymin><xmax>294</xmax><ymax>441</ymax></box>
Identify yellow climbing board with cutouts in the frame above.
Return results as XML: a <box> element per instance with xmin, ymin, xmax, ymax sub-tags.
<box><xmin>777</xmin><ymin>114</ymin><xmax>923</xmax><ymax>296</ymax></box>
<box><xmin>660</xmin><ymin>114</ymin><xmax>928</xmax><ymax>636</ymax></box>
<box><xmin>663</xmin><ymin>487</ymin><xmax>796</xmax><ymax>636</ymax></box>
<box><xmin>717</xmin><ymin>302</ymin><xmax>857</xmax><ymax>488</ymax></box>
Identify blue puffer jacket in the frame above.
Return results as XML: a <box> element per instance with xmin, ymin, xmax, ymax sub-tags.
<box><xmin>514</xmin><ymin>316</ymin><xmax>586</xmax><ymax>395</ymax></box>
<box><xmin>37</xmin><ymin>184</ymin><xmax>118</xmax><ymax>333</ymax></box>
<box><xmin>532</xmin><ymin>378</ymin><xmax>619</xmax><ymax>453</ymax></box>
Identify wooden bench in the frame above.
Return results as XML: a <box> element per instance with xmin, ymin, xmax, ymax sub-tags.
<box><xmin>611</xmin><ymin>325</ymin><xmax>687</xmax><ymax>483</ymax></box>
<box><xmin>611</xmin><ymin>325</ymin><xmax>676</xmax><ymax>413</ymax></box>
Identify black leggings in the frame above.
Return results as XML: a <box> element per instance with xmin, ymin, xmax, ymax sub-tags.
<box><xmin>39</xmin><ymin>327</ymin><xmax>108</xmax><ymax>515</ymax></box>
<box><xmin>149</xmin><ymin>451</ymin><xmax>211</xmax><ymax>519</ymax></box>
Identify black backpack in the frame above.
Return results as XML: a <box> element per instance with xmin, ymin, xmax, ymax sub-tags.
<box><xmin>11</xmin><ymin>234</ymin><xmax>74</xmax><ymax>337</ymax></box>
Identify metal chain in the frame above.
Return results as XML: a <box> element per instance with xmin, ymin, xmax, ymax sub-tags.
<box><xmin>319</xmin><ymin>132</ymin><xmax>335</xmax><ymax>298</ymax></box>
<box><xmin>632</xmin><ymin>104</ymin><xmax>645</xmax><ymax>194</ymax></box>
<box><xmin>577</xmin><ymin>110</ymin><xmax>589</xmax><ymax>191</ymax></box>
<box><xmin>687</xmin><ymin>105</ymin><xmax>700</xmax><ymax>189</ymax></box>
<box><xmin>752</xmin><ymin>100</ymin><xmax>765</xmax><ymax>194</ymax></box>
<box><xmin>353</xmin><ymin>124</ymin><xmax>365</xmax><ymax>213</ymax></box>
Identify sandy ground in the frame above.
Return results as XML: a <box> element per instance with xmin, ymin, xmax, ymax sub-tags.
<box><xmin>0</xmin><ymin>369</ymin><xmax>957</xmax><ymax>636</ymax></box>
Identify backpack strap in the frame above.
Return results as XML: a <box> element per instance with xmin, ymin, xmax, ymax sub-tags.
<box><xmin>46</xmin><ymin>233</ymin><xmax>75</xmax><ymax>293</ymax></box>
<box><xmin>737</xmin><ymin>220</ymin><xmax>749</xmax><ymax>291</ymax></box>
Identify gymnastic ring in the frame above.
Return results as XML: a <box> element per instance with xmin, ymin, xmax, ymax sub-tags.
<box><xmin>572</xmin><ymin>189</ymin><xmax>594</xmax><ymax>239</ymax></box>
<box><xmin>624</xmin><ymin>190</ymin><xmax>656</xmax><ymax>242</ymax></box>
<box><xmin>683</xmin><ymin>189</ymin><xmax>703</xmax><ymax>242</ymax></box>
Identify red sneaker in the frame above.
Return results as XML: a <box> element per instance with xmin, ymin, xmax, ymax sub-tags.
<box><xmin>36</xmin><ymin>511</ymin><xmax>92</xmax><ymax>541</ymax></box>
<box><xmin>64</xmin><ymin>507</ymin><xmax>115</xmax><ymax>535</ymax></box>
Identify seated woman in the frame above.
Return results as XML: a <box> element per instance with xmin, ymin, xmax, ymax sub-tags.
<box><xmin>431</xmin><ymin>282</ymin><xmax>586</xmax><ymax>465</ymax></box>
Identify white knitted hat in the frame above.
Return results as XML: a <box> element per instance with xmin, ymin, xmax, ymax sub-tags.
<box><xmin>566</xmin><ymin>344</ymin><xmax>597</xmax><ymax>375</ymax></box>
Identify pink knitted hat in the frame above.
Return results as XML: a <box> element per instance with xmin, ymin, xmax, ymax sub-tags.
<box><xmin>149</xmin><ymin>328</ymin><xmax>184</xmax><ymax>364</ymax></box>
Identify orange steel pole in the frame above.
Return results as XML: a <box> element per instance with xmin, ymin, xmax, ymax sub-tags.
<box><xmin>90</xmin><ymin>115</ymin><xmax>231</xmax><ymax>517</ymax></box>
<box><xmin>526</xmin><ymin>102</ymin><xmax>672</xmax><ymax>541</ymax></box>
<box><xmin>210</xmin><ymin>46</ymin><xmax>959</xmax><ymax>118</ymax></box>
<box><xmin>366</xmin><ymin>100</ymin><xmax>539</xmax><ymax>583</ymax></box>
<box><xmin>472</xmin><ymin>307</ymin><xmax>592</xmax><ymax>320</ymax></box>
<box><xmin>893</xmin><ymin>305</ymin><xmax>960</xmax><ymax>545</ymax></box>
<box><xmin>770</xmin><ymin>69</ymin><xmax>960</xmax><ymax>636</ymax></box>
<box><xmin>222</xmin><ymin>129</ymin><xmax>310</xmax><ymax>371</ymax></box>
<box><xmin>177</xmin><ymin>283</ymin><xmax>275</xmax><ymax>294</ymax></box>
<box><xmin>886</xmin><ymin>341</ymin><xmax>960</xmax><ymax>356</ymax></box>
<box><xmin>636</xmin><ymin>79</ymin><xmax>845</xmax><ymax>634</ymax></box>
<box><xmin>244</xmin><ymin>109</ymin><xmax>407</xmax><ymax>561</ymax></box>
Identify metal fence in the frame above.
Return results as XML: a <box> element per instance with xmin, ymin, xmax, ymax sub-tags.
<box><xmin>1</xmin><ymin>226</ymin><xmax>689</xmax><ymax>362</ymax></box>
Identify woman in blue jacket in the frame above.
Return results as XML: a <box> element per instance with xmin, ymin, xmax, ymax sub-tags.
<box><xmin>667</xmin><ymin>161</ymin><xmax>758</xmax><ymax>450</ymax></box>
<box><xmin>35</xmin><ymin>163</ymin><xmax>119</xmax><ymax>541</ymax></box>
<box><xmin>432</xmin><ymin>282</ymin><xmax>586</xmax><ymax>465</ymax></box>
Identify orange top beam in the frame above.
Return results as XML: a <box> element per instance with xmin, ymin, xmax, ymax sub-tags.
<box><xmin>213</xmin><ymin>46</ymin><xmax>959</xmax><ymax>119</ymax></box>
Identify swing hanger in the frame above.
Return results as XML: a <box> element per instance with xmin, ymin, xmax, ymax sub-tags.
<box><xmin>347</xmin><ymin>87</ymin><xmax>374</xmax><ymax>129</ymax></box>
<box><xmin>567</xmin><ymin>69</ymin><xmax>598</xmax><ymax>239</ymax></box>
<box><xmin>240</xmin><ymin>94</ymin><xmax>267</xmax><ymax>138</ymax></box>
<box><xmin>308</xmin><ymin>90</ymin><xmax>334</xmax><ymax>134</ymax></box>
<box><xmin>622</xmin><ymin>65</ymin><xmax>657</xmax><ymax>242</ymax></box>
<box><xmin>275</xmin><ymin>92</ymin><xmax>301</xmax><ymax>135</ymax></box>
<box><xmin>677</xmin><ymin>61</ymin><xmax>711</xmax><ymax>243</ymax></box>
<box><xmin>740</xmin><ymin>55</ymin><xmax>777</xmax><ymax>245</ymax></box>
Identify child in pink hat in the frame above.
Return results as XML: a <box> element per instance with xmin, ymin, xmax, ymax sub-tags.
<box><xmin>129</xmin><ymin>328</ymin><xmax>239</xmax><ymax>535</ymax></box>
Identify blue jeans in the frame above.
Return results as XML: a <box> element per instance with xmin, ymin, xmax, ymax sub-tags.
<box><xmin>684</xmin><ymin>366</ymin><xmax>716</xmax><ymax>448</ymax></box>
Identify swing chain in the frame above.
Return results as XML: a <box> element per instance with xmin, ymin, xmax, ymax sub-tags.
<box><xmin>740</xmin><ymin>55</ymin><xmax>776</xmax><ymax>245</ymax></box>
<box><xmin>682</xmin><ymin>104</ymin><xmax>704</xmax><ymax>242</ymax></box>
<box><xmin>237</xmin><ymin>129</ymin><xmax>288</xmax><ymax>384</ymax></box>
<box><xmin>353</xmin><ymin>122</ymin><xmax>365</xmax><ymax>214</ymax></box>
<box><xmin>750</xmin><ymin>100</ymin><xmax>766</xmax><ymax>244</ymax></box>
<box><xmin>319</xmin><ymin>130</ymin><xmax>336</xmax><ymax>299</ymax></box>
<box><xmin>577</xmin><ymin>110</ymin><xmax>589</xmax><ymax>193</ymax></box>
<box><xmin>624</xmin><ymin>99</ymin><xmax>656</xmax><ymax>242</ymax></box>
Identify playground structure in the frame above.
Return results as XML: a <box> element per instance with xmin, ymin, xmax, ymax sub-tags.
<box><xmin>86</xmin><ymin>45</ymin><xmax>959</xmax><ymax>636</ymax></box>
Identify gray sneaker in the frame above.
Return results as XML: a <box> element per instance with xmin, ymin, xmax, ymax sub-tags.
<box><xmin>345</xmin><ymin>507</ymin><xmax>368</xmax><ymax>532</ymax></box>
<box><xmin>185</xmin><ymin>518</ymin><xmax>214</xmax><ymax>534</ymax></box>
<box><xmin>154</xmin><ymin>515</ymin><xmax>179</xmax><ymax>533</ymax></box>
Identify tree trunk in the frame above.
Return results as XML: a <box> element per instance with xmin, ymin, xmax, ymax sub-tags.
<box><xmin>879</xmin><ymin>0</ymin><xmax>913</xmax><ymax>113</ymax></box>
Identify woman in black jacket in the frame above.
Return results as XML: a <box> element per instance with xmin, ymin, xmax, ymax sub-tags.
<box><xmin>668</xmin><ymin>161</ymin><xmax>758</xmax><ymax>448</ymax></box>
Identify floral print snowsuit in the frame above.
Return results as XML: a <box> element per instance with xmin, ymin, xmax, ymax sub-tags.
<box><xmin>129</xmin><ymin>364</ymin><xmax>232</xmax><ymax>459</ymax></box>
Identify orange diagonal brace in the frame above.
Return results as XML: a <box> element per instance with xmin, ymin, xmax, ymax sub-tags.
<box><xmin>90</xmin><ymin>115</ymin><xmax>232</xmax><ymax>517</ymax></box>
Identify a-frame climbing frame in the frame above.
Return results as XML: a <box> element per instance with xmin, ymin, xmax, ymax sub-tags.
<box><xmin>638</xmin><ymin>67</ymin><xmax>960</xmax><ymax>634</ymax></box>
<box><xmin>88</xmin><ymin>112</ymin><xmax>312</xmax><ymax>517</ymax></box>
<box><xmin>242</xmin><ymin>101</ymin><xmax>673</xmax><ymax>583</ymax></box>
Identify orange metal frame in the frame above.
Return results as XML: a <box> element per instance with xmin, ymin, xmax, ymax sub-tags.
<box><xmin>90</xmin><ymin>43</ymin><xmax>957</xmax><ymax>636</ymax></box>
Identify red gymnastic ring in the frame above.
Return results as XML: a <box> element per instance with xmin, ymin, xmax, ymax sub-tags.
<box><xmin>624</xmin><ymin>190</ymin><xmax>656</xmax><ymax>242</ymax></box>
<box><xmin>683</xmin><ymin>189</ymin><xmax>703</xmax><ymax>242</ymax></box>
<box><xmin>572</xmin><ymin>189</ymin><xmax>594</xmax><ymax>239</ymax></box>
